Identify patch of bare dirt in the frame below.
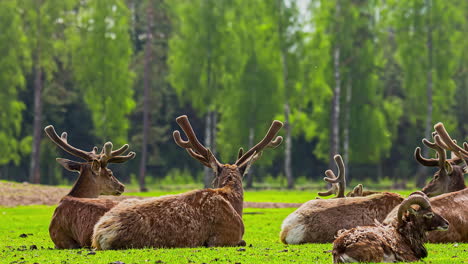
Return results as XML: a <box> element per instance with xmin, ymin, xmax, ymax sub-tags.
<box><xmin>0</xmin><ymin>182</ymin><xmax>302</xmax><ymax>208</ymax></box>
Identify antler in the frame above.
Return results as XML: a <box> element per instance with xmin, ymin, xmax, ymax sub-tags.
<box><xmin>173</xmin><ymin>115</ymin><xmax>215</xmax><ymax>167</ymax></box>
<box><xmin>434</xmin><ymin>122</ymin><xmax>468</xmax><ymax>167</ymax></box>
<box><xmin>318</xmin><ymin>154</ymin><xmax>346</xmax><ymax>198</ymax></box>
<box><xmin>414</xmin><ymin>132</ymin><xmax>447</xmax><ymax>168</ymax></box>
<box><xmin>235</xmin><ymin>120</ymin><xmax>283</xmax><ymax>166</ymax></box>
<box><xmin>44</xmin><ymin>125</ymin><xmax>135</xmax><ymax>164</ymax></box>
<box><xmin>100</xmin><ymin>142</ymin><xmax>136</xmax><ymax>165</ymax></box>
<box><xmin>44</xmin><ymin>125</ymin><xmax>95</xmax><ymax>161</ymax></box>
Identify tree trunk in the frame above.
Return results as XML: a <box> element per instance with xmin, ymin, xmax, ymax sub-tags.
<box><xmin>416</xmin><ymin>0</ymin><xmax>433</xmax><ymax>188</ymax></box>
<box><xmin>329</xmin><ymin>46</ymin><xmax>341</xmax><ymax>173</ymax></box>
<box><xmin>203</xmin><ymin>110</ymin><xmax>213</xmax><ymax>188</ymax></box>
<box><xmin>284</xmin><ymin>103</ymin><xmax>293</xmax><ymax>189</ymax></box>
<box><xmin>329</xmin><ymin>2</ymin><xmax>341</xmax><ymax>174</ymax></box>
<box><xmin>277</xmin><ymin>0</ymin><xmax>293</xmax><ymax>189</ymax></box>
<box><xmin>138</xmin><ymin>3</ymin><xmax>153</xmax><ymax>192</ymax></box>
<box><xmin>30</xmin><ymin>2</ymin><xmax>43</xmax><ymax>184</ymax></box>
<box><xmin>343</xmin><ymin>79</ymin><xmax>352</xmax><ymax>182</ymax></box>
<box><xmin>245</xmin><ymin>126</ymin><xmax>255</xmax><ymax>189</ymax></box>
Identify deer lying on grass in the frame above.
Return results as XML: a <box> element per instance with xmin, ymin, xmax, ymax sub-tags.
<box><xmin>45</xmin><ymin>125</ymin><xmax>135</xmax><ymax>249</ymax></box>
<box><xmin>333</xmin><ymin>192</ymin><xmax>449</xmax><ymax>263</ymax></box>
<box><xmin>280</xmin><ymin>155</ymin><xmax>403</xmax><ymax>244</ymax></box>
<box><xmin>317</xmin><ymin>155</ymin><xmax>378</xmax><ymax>198</ymax></box>
<box><xmin>415</xmin><ymin>125</ymin><xmax>466</xmax><ymax>197</ymax></box>
<box><xmin>91</xmin><ymin>115</ymin><xmax>283</xmax><ymax>249</ymax></box>
<box><xmin>384</xmin><ymin>123</ymin><xmax>468</xmax><ymax>243</ymax></box>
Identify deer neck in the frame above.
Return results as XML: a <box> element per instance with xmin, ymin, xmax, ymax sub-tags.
<box><xmin>67</xmin><ymin>168</ymin><xmax>100</xmax><ymax>198</ymax></box>
<box><xmin>217</xmin><ymin>174</ymin><xmax>244</xmax><ymax>217</ymax></box>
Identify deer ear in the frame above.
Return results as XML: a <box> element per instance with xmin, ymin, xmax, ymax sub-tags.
<box><xmin>56</xmin><ymin>158</ymin><xmax>82</xmax><ymax>172</ymax></box>
<box><xmin>444</xmin><ymin>161</ymin><xmax>453</xmax><ymax>174</ymax></box>
<box><xmin>91</xmin><ymin>160</ymin><xmax>101</xmax><ymax>172</ymax></box>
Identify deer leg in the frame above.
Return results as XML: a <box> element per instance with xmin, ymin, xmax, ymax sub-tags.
<box><xmin>52</xmin><ymin>233</ymin><xmax>81</xmax><ymax>249</ymax></box>
<box><xmin>206</xmin><ymin>210</ymin><xmax>244</xmax><ymax>247</ymax></box>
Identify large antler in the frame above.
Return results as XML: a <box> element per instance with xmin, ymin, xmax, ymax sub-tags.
<box><xmin>434</xmin><ymin>122</ymin><xmax>468</xmax><ymax>168</ymax></box>
<box><xmin>45</xmin><ymin>125</ymin><xmax>96</xmax><ymax>161</ymax></box>
<box><xmin>44</xmin><ymin>125</ymin><xmax>135</xmax><ymax>164</ymax></box>
<box><xmin>173</xmin><ymin>115</ymin><xmax>215</xmax><ymax>167</ymax></box>
<box><xmin>318</xmin><ymin>154</ymin><xmax>346</xmax><ymax>198</ymax></box>
<box><xmin>235</xmin><ymin>120</ymin><xmax>283</xmax><ymax>166</ymax></box>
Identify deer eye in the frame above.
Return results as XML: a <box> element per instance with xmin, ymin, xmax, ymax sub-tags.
<box><xmin>424</xmin><ymin>213</ymin><xmax>434</xmax><ymax>219</ymax></box>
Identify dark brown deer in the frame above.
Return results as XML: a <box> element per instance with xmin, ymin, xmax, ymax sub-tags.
<box><xmin>45</xmin><ymin>125</ymin><xmax>135</xmax><ymax>249</ymax></box>
<box><xmin>317</xmin><ymin>155</ymin><xmax>379</xmax><ymax>198</ymax></box>
<box><xmin>333</xmin><ymin>192</ymin><xmax>449</xmax><ymax>263</ymax></box>
<box><xmin>415</xmin><ymin>124</ymin><xmax>466</xmax><ymax>197</ymax></box>
<box><xmin>92</xmin><ymin>115</ymin><xmax>283</xmax><ymax>250</ymax></box>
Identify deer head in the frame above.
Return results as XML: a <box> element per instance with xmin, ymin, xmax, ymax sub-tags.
<box><xmin>416</xmin><ymin>123</ymin><xmax>467</xmax><ymax>197</ymax></box>
<box><xmin>397</xmin><ymin>191</ymin><xmax>449</xmax><ymax>232</ymax></box>
<box><xmin>173</xmin><ymin>115</ymin><xmax>283</xmax><ymax>189</ymax></box>
<box><xmin>45</xmin><ymin>125</ymin><xmax>135</xmax><ymax>198</ymax></box>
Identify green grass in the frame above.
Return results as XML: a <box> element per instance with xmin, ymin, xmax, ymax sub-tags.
<box><xmin>126</xmin><ymin>189</ymin><xmax>419</xmax><ymax>203</ymax></box>
<box><xmin>0</xmin><ymin>204</ymin><xmax>466</xmax><ymax>264</ymax></box>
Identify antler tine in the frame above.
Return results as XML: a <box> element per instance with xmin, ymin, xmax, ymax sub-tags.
<box><xmin>318</xmin><ymin>155</ymin><xmax>346</xmax><ymax>198</ymax></box>
<box><xmin>414</xmin><ymin>147</ymin><xmax>439</xmax><ymax>167</ymax></box>
<box><xmin>44</xmin><ymin>125</ymin><xmax>93</xmax><ymax>161</ymax></box>
<box><xmin>173</xmin><ymin>131</ymin><xmax>192</xmax><ymax>148</ymax></box>
<box><xmin>423</xmin><ymin>137</ymin><xmax>447</xmax><ymax>167</ymax></box>
<box><xmin>186</xmin><ymin>149</ymin><xmax>211</xmax><ymax>167</ymax></box>
<box><xmin>235</xmin><ymin>120</ymin><xmax>283</xmax><ymax>166</ymax></box>
<box><xmin>434</xmin><ymin>122</ymin><xmax>468</xmax><ymax>156</ymax></box>
<box><xmin>330</xmin><ymin>155</ymin><xmax>345</xmax><ymax>197</ymax></box>
<box><xmin>237</xmin><ymin>148</ymin><xmax>244</xmax><ymax>161</ymax></box>
<box><xmin>174</xmin><ymin>115</ymin><xmax>209</xmax><ymax>157</ymax></box>
<box><xmin>107</xmin><ymin>152</ymin><xmax>136</xmax><ymax>163</ymax></box>
<box><xmin>267</xmin><ymin>136</ymin><xmax>283</xmax><ymax>148</ymax></box>
<box><xmin>317</xmin><ymin>170</ymin><xmax>338</xmax><ymax>197</ymax></box>
<box><xmin>111</xmin><ymin>144</ymin><xmax>129</xmax><ymax>156</ymax></box>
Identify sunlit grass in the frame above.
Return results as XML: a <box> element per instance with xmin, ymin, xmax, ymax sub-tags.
<box><xmin>0</xmin><ymin>204</ymin><xmax>466</xmax><ymax>264</ymax></box>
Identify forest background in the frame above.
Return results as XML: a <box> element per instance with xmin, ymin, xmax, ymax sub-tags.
<box><xmin>1</xmin><ymin>0</ymin><xmax>467</xmax><ymax>191</ymax></box>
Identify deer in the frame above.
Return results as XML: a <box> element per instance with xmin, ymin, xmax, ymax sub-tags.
<box><xmin>414</xmin><ymin>125</ymin><xmax>466</xmax><ymax>197</ymax></box>
<box><xmin>280</xmin><ymin>155</ymin><xmax>403</xmax><ymax>244</ymax></box>
<box><xmin>45</xmin><ymin>125</ymin><xmax>135</xmax><ymax>249</ymax></box>
<box><xmin>384</xmin><ymin>122</ymin><xmax>468</xmax><ymax>243</ymax></box>
<box><xmin>333</xmin><ymin>192</ymin><xmax>449</xmax><ymax>263</ymax></box>
<box><xmin>91</xmin><ymin>115</ymin><xmax>283</xmax><ymax>250</ymax></box>
<box><xmin>317</xmin><ymin>155</ymin><xmax>379</xmax><ymax>198</ymax></box>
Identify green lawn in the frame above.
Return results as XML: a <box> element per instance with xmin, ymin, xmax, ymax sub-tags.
<box><xmin>1</xmin><ymin>201</ymin><xmax>466</xmax><ymax>264</ymax></box>
<box><xmin>125</xmin><ymin>189</ymin><xmax>419</xmax><ymax>203</ymax></box>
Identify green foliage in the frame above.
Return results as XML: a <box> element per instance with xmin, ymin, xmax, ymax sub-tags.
<box><xmin>0</xmin><ymin>0</ymin><xmax>30</xmax><ymax>165</ymax></box>
<box><xmin>68</xmin><ymin>0</ymin><xmax>135</xmax><ymax>145</ymax></box>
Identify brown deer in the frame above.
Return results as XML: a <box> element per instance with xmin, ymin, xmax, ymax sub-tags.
<box><xmin>415</xmin><ymin>125</ymin><xmax>466</xmax><ymax>197</ymax></box>
<box><xmin>385</xmin><ymin>123</ymin><xmax>468</xmax><ymax>243</ymax></box>
<box><xmin>45</xmin><ymin>125</ymin><xmax>135</xmax><ymax>249</ymax></box>
<box><xmin>317</xmin><ymin>155</ymin><xmax>379</xmax><ymax>198</ymax></box>
<box><xmin>333</xmin><ymin>192</ymin><xmax>449</xmax><ymax>263</ymax></box>
<box><xmin>280</xmin><ymin>155</ymin><xmax>403</xmax><ymax>244</ymax></box>
<box><xmin>91</xmin><ymin>115</ymin><xmax>283</xmax><ymax>250</ymax></box>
